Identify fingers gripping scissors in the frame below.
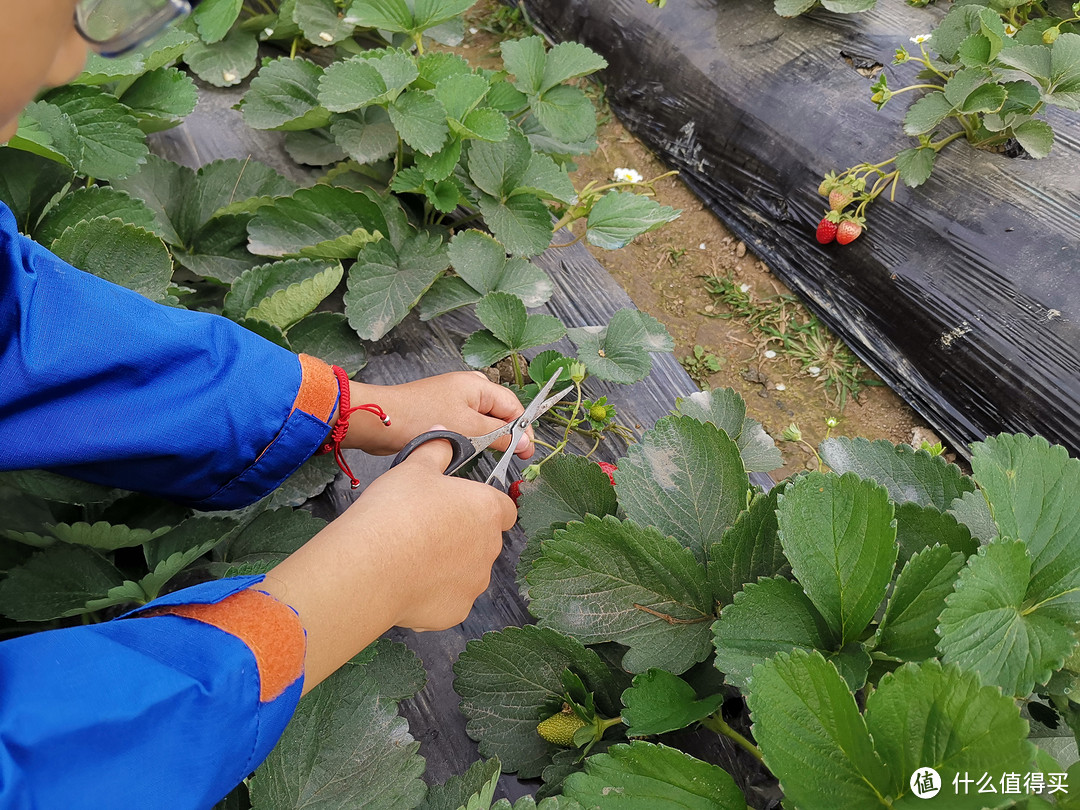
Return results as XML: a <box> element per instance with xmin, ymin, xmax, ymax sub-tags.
<box><xmin>388</xmin><ymin>371</ymin><xmax>574</xmax><ymax>489</ymax></box>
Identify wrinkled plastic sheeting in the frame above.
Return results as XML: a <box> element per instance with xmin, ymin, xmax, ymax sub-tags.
<box><xmin>521</xmin><ymin>0</ymin><xmax>1080</xmax><ymax>458</ymax></box>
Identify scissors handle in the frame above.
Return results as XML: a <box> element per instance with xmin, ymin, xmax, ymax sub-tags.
<box><xmin>389</xmin><ymin>430</ymin><xmax>476</xmax><ymax>474</ymax></box>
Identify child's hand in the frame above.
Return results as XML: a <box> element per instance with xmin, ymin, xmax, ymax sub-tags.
<box><xmin>259</xmin><ymin>432</ymin><xmax>517</xmax><ymax>693</ymax></box>
<box><xmin>338</xmin><ymin>372</ymin><xmax>536</xmax><ymax>459</ymax></box>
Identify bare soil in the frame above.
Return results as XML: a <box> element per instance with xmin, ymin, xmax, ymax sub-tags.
<box><xmin>455</xmin><ymin>7</ymin><xmax>938</xmax><ymax>481</ymax></box>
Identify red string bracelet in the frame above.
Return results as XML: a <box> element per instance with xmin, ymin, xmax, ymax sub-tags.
<box><xmin>318</xmin><ymin>365</ymin><xmax>390</xmax><ymax>489</ymax></box>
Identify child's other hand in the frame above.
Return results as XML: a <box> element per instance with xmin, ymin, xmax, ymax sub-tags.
<box><xmin>340</xmin><ymin>372</ymin><xmax>535</xmax><ymax>459</ymax></box>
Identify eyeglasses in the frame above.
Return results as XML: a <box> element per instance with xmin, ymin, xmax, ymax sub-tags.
<box><xmin>75</xmin><ymin>0</ymin><xmax>197</xmax><ymax>58</ymax></box>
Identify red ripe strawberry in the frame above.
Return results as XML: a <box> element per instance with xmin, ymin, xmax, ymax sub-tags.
<box><xmin>815</xmin><ymin>217</ymin><xmax>838</xmax><ymax>244</ymax></box>
<box><xmin>597</xmin><ymin>461</ymin><xmax>617</xmax><ymax>487</ymax></box>
<box><xmin>836</xmin><ymin>220</ymin><xmax>863</xmax><ymax>245</ymax></box>
<box><xmin>508</xmin><ymin>479</ymin><xmax>524</xmax><ymax>506</ymax></box>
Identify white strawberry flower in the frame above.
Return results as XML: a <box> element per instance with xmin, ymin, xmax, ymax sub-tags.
<box><xmin>613</xmin><ymin>167</ymin><xmax>643</xmax><ymax>184</ymax></box>
<box><xmin>910</xmin><ymin>34</ymin><xmax>931</xmax><ymax>44</ymax></box>
<box><xmin>1004</xmin><ymin>23</ymin><xmax>1018</xmax><ymax>35</ymax></box>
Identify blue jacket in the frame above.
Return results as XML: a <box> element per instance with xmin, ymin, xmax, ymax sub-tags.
<box><xmin>0</xmin><ymin>201</ymin><xmax>331</xmax><ymax>808</ymax></box>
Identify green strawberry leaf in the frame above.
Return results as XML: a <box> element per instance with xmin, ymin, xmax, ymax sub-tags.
<box><xmin>707</xmin><ymin>484</ymin><xmax>791</xmax><ymax>608</ymax></box>
<box><xmin>447</xmin><ymin>229</ymin><xmax>553</xmax><ymax>306</ymax></box>
<box><xmin>345</xmin><ymin>230</ymin><xmax>449</xmax><ymax>340</ymax></box>
<box><xmin>389</xmin><ymin>90</ymin><xmax>450</xmax><ymax>155</ymax></box>
<box><xmin>938</xmin><ymin>538</ymin><xmax>1079</xmax><ymax>696</ymax></box>
<box><xmin>777</xmin><ymin>472</ymin><xmax>897</xmax><ymax>645</ymax></box>
<box><xmin>616</xmin><ymin>416</ymin><xmax>749</xmax><ymax>564</ymax></box>
<box><xmin>0</xmin><ymin>469</ymin><xmax>118</xmax><ymax>506</ymax></box>
<box><xmin>419</xmin><ymin>757</ymin><xmax>502</xmax><ymax>810</ymax></box>
<box><xmin>286</xmin><ymin>312</ymin><xmax>369</xmax><ymax>377</ymax></box>
<box><xmin>895</xmin><ymin>146</ymin><xmax>937</xmax><ymax>188</ymax></box>
<box><xmin>269</xmin><ymin>454</ymin><xmax>340</xmax><ymax>508</ymax></box>
<box><xmin>462</xmin><ymin>291</ymin><xmax>565</xmax><ymax>366</ymax></box>
<box><xmin>468</xmin><ymin>128</ymin><xmax>532</xmax><ymax>198</ymax></box>
<box><xmin>563</xmin><ymin>742</ymin><xmax>747</xmax><ymax>810</ymax></box>
<box><xmin>112</xmin><ymin>155</ymin><xmax>296</xmax><ymax>248</ymax></box>
<box><xmin>216</xmin><ymin>508</ymin><xmax>325</xmax><ymax>574</ymax></box>
<box><xmin>43</xmin><ymin>85</ymin><xmax>148</xmax><ymax>181</ymax></box>
<box><xmin>8</xmin><ymin>101</ymin><xmax>83</xmax><ymax>168</ymax></box>
<box><xmin>454</xmin><ymin>625</ymin><xmax>618</xmax><ymax>778</ymax></box>
<box><xmin>540</xmin><ymin>42</ymin><xmax>608</xmax><ymax>93</ymax></box>
<box><xmin>773</xmin><ymin>0</ymin><xmax>818</xmax><ymax>16</ymax></box>
<box><xmin>620</xmin><ymin>669</ymin><xmax>724</xmax><ymax>737</ymax></box>
<box><xmin>192</xmin><ymin>0</ymin><xmax>244</xmax><ymax>43</ymax></box>
<box><xmin>242</xmin><ymin>58</ymin><xmax>330</xmax><ymax>131</ymax></box>
<box><xmin>894</xmin><ymin>501</ymin><xmax>977</xmax><ymax>567</ymax></box>
<box><xmin>517</xmin><ymin>152</ymin><xmax>577</xmax><ymax>205</ymax></box>
<box><xmin>416</xmin><ymin>136</ymin><xmax>463</xmax><ymax>180</ymax></box>
<box><xmin>284</xmin><ymin>128</ymin><xmax>347</xmax><ymax>166</ymax></box>
<box><xmin>0</xmin><ymin>150</ymin><xmax>74</xmax><ymax>233</ymax></box>
<box><xmin>746</xmin><ymin>650</ymin><xmax>890</xmax><ymax>807</ymax></box>
<box><xmin>527</xmin><ymin>515</ymin><xmax>715</xmax><ymax>675</ymax></box>
<box><xmin>532</xmin><ymin>85</ymin><xmax>597</xmax><ymax>145</ymax></box>
<box><xmin>0</xmin><ymin>545</ymin><xmax>125</xmax><ymax>621</ymax></box>
<box><xmin>331</xmin><ymin>108</ymin><xmax>399</xmax><ymax>164</ymax></box>
<box><xmin>343</xmin><ymin>0</ymin><xmax>414</xmax><ymax>32</ymax></box>
<box><xmin>515</xmin><ymin>455</ymin><xmax>620</xmax><ymax>595</ymax></box>
<box><xmin>319</xmin><ymin>51</ymin><xmax>419</xmax><ymax>112</ymax></box>
<box><xmin>501</xmin><ymin>36</ymin><xmax>547</xmax><ymax>96</ymax></box>
<box><xmin>819</xmin><ymin>437</ymin><xmax>976</xmax><ymax>511</ymax></box>
<box><xmin>228</xmin><ymin>259</ymin><xmax>343</xmax><ymax>331</ymax></box>
<box><xmin>1014</xmin><ymin>118</ymin><xmax>1055</xmax><ymax>158</ymax></box>
<box><xmin>713</xmin><ymin>576</ymin><xmax>872</xmax><ymax>692</ymax></box>
<box><xmin>292</xmin><ymin>0</ymin><xmax>357</xmax><ymax>44</ymax></box>
<box><xmin>42</xmin><ymin>522</ymin><xmax>170</xmax><ymax>552</ymax></box>
<box><xmin>586</xmin><ymin>191</ymin><xmax>680</xmax><ymax>251</ymax></box>
<box><xmin>183</xmin><ymin>29</ymin><xmax>259</xmax><ymax>88</ymax></box>
<box><xmin>250</xmin><ymin>665</ymin><xmax>426</xmax><ymax>809</ymax></box>
<box><xmin>947</xmin><ymin>489</ymin><xmax>998</xmax><ymax>543</ymax></box>
<box><xmin>120</xmin><ymin>67</ymin><xmax>199</xmax><ymax>134</ymax></box>
<box><xmin>415</xmin><ymin>52</ymin><xmax>471</xmax><ymax>89</ymax></box>
<box><xmin>674</xmin><ymin>388</ymin><xmax>783</xmax><ymax>472</ymax></box>
<box><xmin>875</xmin><ymin>544</ymin><xmax>967</xmax><ymax>662</ymax></box>
<box><xmin>865</xmin><ymin>660</ymin><xmax>1036</xmax><ymax>806</ymax></box>
<box><xmin>477</xmin><ymin>192</ymin><xmax>553</xmax><ymax>258</ymax></box>
<box><xmin>567</xmin><ymin>309</ymin><xmax>674</xmax><ymax>384</ymax></box>
<box><xmin>903</xmin><ymin>91</ymin><xmax>954</xmax><ymax>136</ymax></box>
<box><xmin>51</xmin><ymin>217</ymin><xmax>173</xmax><ymax>303</ymax></box>
<box><xmin>247</xmin><ymin>185</ymin><xmax>388</xmax><ymax>258</ymax></box>
<box><xmin>34</xmin><ymin>186</ymin><xmax>161</xmax><ymax>247</ymax></box>
<box><xmin>972</xmin><ymin>433</ymin><xmax>1080</xmax><ymax>604</ymax></box>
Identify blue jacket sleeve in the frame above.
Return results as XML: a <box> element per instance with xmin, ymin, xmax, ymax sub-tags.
<box><xmin>0</xmin><ymin>576</ymin><xmax>303</xmax><ymax>810</ymax></box>
<box><xmin>0</xmin><ymin>201</ymin><xmax>337</xmax><ymax>510</ymax></box>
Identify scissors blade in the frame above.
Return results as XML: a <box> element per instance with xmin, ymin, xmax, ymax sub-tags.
<box><xmin>522</xmin><ymin>370</ymin><xmax>575</xmax><ymax>423</ymax></box>
<box><xmin>484</xmin><ymin>371</ymin><xmax>574</xmax><ymax>487</ymax></box>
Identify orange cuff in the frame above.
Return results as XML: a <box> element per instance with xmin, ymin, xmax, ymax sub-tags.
<box><xmin>144</xmin><ymin>589</ymin><xmax>306</xmax><ymax>702</ymax></box>
<box><xmin>293</xmin><ymin>354</ymin><xmax>338</xmax><ymax>424</ymax></box>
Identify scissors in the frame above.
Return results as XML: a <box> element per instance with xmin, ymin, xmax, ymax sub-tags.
<box><xmin>388</xmin><ymin>370</ymin><xmax>574</xmax><ymax>489</ymax></box>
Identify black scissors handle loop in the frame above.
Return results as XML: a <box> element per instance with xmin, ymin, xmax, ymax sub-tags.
<box><xmin>389</xmin><ymin>430</ymin><xmax>475</xmax><ymax>474</ymax></box>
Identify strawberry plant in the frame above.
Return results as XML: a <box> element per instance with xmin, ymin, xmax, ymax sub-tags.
<box><xmin>447</xmin><ymin>387</ymin><xmax>1080</xmax><ymax>807</ymax></box>
<box><xmin>816</xmin><ymin>3</ymin><xmax>1080</xmax><ymax>242</ymax></box>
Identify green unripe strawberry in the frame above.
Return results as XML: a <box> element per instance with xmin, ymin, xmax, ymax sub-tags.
<box><xmin>537</xmin><ymin>708</ymin><xmax>587</xmax><ymax>747</ymax></box>
<box><xmin>1043</xmin><ymin>27</ymin><xmax>1061</xmax><ymax>43</ymax></box>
